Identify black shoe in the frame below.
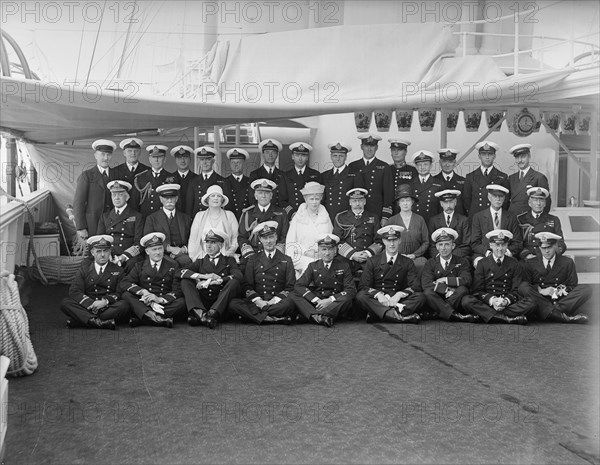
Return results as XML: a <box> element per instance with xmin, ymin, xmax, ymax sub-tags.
<box><xmin>506</xmin><ymin>315</ymin><xmax>528</xmax><ymax>325</ymax></box>
<box><xmin>87</xmin><ymin>317</ymin><xmax>116</xmax><ymax>330</ymax></box>
<box><xmin>144</xmin><ymin>311</ymin><xmax>173</xmax><ymax>328</ymax></box>
<box><xmin>129</xmin><ymin>317</ymin><xmax>142</xmax><ymax>327</ymax></box>
<box><xmin>419</xmin><ymin>311</ymin><xmax>437</xmax><ymax>321</ymax></box>
<box><xmin>398</xmin><ymin>314</ymin><xmax>421</xmax><ymax>324</ymax></box>
<box><xmin>263</xmin><ymin>315</ymin><xmax>292</xmax><ymax>325</ymax></box>
<box><xmin>449</xmin><ymin>312</ymin><xmax>477</xmax><ymax>323</ymax></box>
<box><xmin>384</xmin><ymin>310</ymin><xmax>420</xmax><ymax>324</ymax></box>
<box><xmin>365</xmin><ymin>312</ymin><xmax>376</xmax><ymax>324</ymax></box>
<box><xmin>312</xmin><ymin>314</ymin><xmax>334</xmax><ymax>328</ymax></box>
<box><xmin>66</xmin><ymin>319</ymin><xmax>77</xmax><ymax>329</ymax></box>
<box><xmin>187</xmin><ymin>315</ymin><xmax>202</xmax><ymax>326</ymax></box>
<box><xmin>201</xmin><ymin>315</ymin><xmax>218</xmax><ymax>329</ymax></box>
<box><xmin>566</xmin><ymin>314</ymin><xmax>589</xmax><ymax>324</ymax></box>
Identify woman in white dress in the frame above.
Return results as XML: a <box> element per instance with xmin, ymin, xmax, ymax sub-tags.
<box><xmin>285</xmin><ymin>182</ymin><xmax>333</xmax><ymax>278</ymax></box>
<box><xmin>188</xmin><ymin>185</ymin><xmax>239</xmax><ymax>261</ymax></box>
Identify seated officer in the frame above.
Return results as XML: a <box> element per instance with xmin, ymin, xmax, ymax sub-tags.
<box><xmin>518</xmin><ymin>187</ymin><xmax>566</xmax><ymax>260</ymax></box>
<box><xmin>333</xmin><ymin>188</ymin><xmax>382</xmax><ymax>275</ymax></box>
<box><xmin>421</xmin><ymin>228</ymin><xmax>477</xmax><ymax>322</ymax></box>
<box><xmin>122</xmin><ymin>232</ymin><xmax>186</xmax><ymax>328</ymax></box>
<box><xmin>356</xmin><ymin>225</ymin><xmax>425</xmax><ymax>324</ymax></box>
<box><xmin>97</xmin><ymin>180</ymin><xmax>143</xmax><ymax>272</ymax></box>
<box><xmin>59</xmin><ymin>235</ymin><xmax>129</xmax><ymax>330</ymax></box>
<box><xmin>144</xmin><ymin>184</ymin><xmax>192</xmax><ymax>267</ymax></box>
<box><xmin>229</xmin><ymin>221</ymin><xmax>296</xmax><ymax>325</ymax></box>
<box><xmin>291</xmin><ymin>233</ymin><xmax>356</xmax><ymax>327</ymax></box>
<box><xmin>428</xmin><ymin>189</ymin><xmax>471</xmax><ymax>259</ymax></box>
<box><xmin>178</xmin><ymin>229</ymin><xmax>242</xmax><ymax>329</ymax></box>
<box><xmin>519</xmin><ymin>232</ymin><xmax>590</xmax><ymax>324</ymax></box>
<box><xmin>462</xmin><ymin>230</ymin><xmax>536</xmax><ymax>325</ymax></box>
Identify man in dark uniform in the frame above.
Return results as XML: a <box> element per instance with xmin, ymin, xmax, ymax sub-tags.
<box><xmin>223</xmin><ymin>147</ymin><xmax>251</xmax><ymax>219</ymax></box>
<box><xmin>463</xmin><ymin>141</ymin><xmax>510</xmax><ymax>216</ymax></box>
<box><xmin>461</xmin><ymin>230</ymin><xmax>536</xmax><ymax>324</ymax></box>
<box><xmin>186</xmin><ymin>146</ymin><xmax>225</xmax><ymax>217</ymax></box>
<box><xmin>113</xmin><ymin>137</ymin><xmax>149</xmax><ymax>211</ymax></box>
<box><xmin>508</xmin><ymin>143</ymin><xmax>551</xmax><ymax>216</ymax></box>
<box><xmin>348</xmin><ymin>134</ymin><xmax>394</xmax><ymax>225</ymax></box>
<box><xmin>356</xmin><ymin>225</ymin><xmax>425</xmax><ymax>323</ymax></box>
<box><xmin>134</xmin><ymin>145</ymin><xmax>176</xmax><ymax>219</ymax></box>
<box><xmin>248</xmin><ymin>139</ymin><xmax>285</xmax><ymax>207</ymax></box>
<box><xmin>178</xmin><ymin>229</ymin><xmax>242</xmax><ymax>329</ymax></box>
<box><xmin>471</xmin><ymin>184</ymin><xmax>523</xmax><ymax>267</ymax></box>
<box><xmin>59</xmin><ymin>235</ymin><xmax>129</xmax><ymax>329</ymax></box>
<box><xmin>322</xmin><ymin>142</ymin><xmax>358</xmax><ymax>223</ymax></box>
<box><xmin>123</xmin><ymin>232</ymin><xmax>186</xmax><ymax>328</ymax></box>
<box><xmin>291</xmin><ymin>234</ymin><xmax>356</xmax><ymax>327</ymax></box>
<box><xmin>389</xmin><ymin>138</ymin><xmax>417</xmax><ymax>214</ymax></box>
<box><xmin>73</xmin><ymin>139</ymin><xmax>116</xmax><ymax>240</ymax></box>
<box><xmin>519</xmin><ymin>232</ymin><xmax>590</xmax><ymax>323</ymax></box>
<box><xmin>144</xmin><ymin>184</ymin><xmax>192</xmax><ymax>267</ymax></box>
<box><xmin>428</xmin><ymin>189</ymin><xmax>471</xmax><ymax>259</ymax></box>
<box><xmin>410</xmin><ymin>150</ymin><xmax>443</xmax><ymax>225</ymax></box>
<box><xmin>433</xmin><ymin>148</ymin><xmax>466</xmax><ymax>215</ymax></box>
<box><xmin>238</xmin><ymin>179</ymin><xmax>289</xmax><ymax>261</ymax></box>
<box><xmin>333</xmin><ymin>188</ymin><xmax>382</xmax><ymax>274</ymax></box>
<box><xmin>280</xmin><ymin>142</ymin><xmax>322</xmax><ymax>217</ymax></box>
<box><xmin>97</xmin><ymin>180</ymin><xmax>143</xmax><ymax>272</ymax></box>
<box><xmin>229</xmin><ymin>222</ymin><xmax>296</xmax><ymax>324</ymax></box>
<box><xmin>170</xmin><ymin>145</ymin><xmax>198</xmax><ymax>213</ymax></box>
<box><xmin>518</xmin><ymin>187</ymin><xmax>566</xmax><ymax>260</ymax></box>
<box><xmin>421</xmin><ymin>228</ymin><xmax>477</xmax><ymax>322</ymax></box>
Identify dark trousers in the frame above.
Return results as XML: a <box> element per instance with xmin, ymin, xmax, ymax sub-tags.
<box><xmin>461</xmin><ymin>295</ymin><xmax>536</xmax><ymax>323</ymax></box>
<box><xmin>423</xmin><ymin>286</ymin><xmax>469</xmax><ymax>320</ymax></box>
<box><xmin>59</xmin><ymin>298</ymin><xmax>130</xmax><ymax>325</ymax></box>
<box><xmin>171</xmin><ymin>254</ymin><xmax>192</xmax><ymax>268</ymax></box>
<box><xmin>123</xmin><ymin>293</ymin><xmax>186</xmax><ymax>320</ymax></box>
<box><xmin>228</xmin><ymin>297</ymin><xmax>296</xmax><ymax>324</ymax></box>
<box><xmin>518</xmin><ymin>282</ymin><xmax>592</xmax><ymax>320</ymax></box>
<box><xmin>355</xmin><ymin>290</ymin><xmax>425</xmax><ymax>321</ymax></box>
<box><xmin>290</xmin><ymin>293</ymin><xmax>353</xmax><ymax>321</ymax></box>
<box><xmin>181</xmin><ymin>278</ymin><xmax>241</xmax><ymax>318</ymax></box>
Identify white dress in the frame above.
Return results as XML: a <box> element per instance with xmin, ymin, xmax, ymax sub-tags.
<box><xmin>285</xmin><ymin>203</ymin><xmax>333</xmax><ymax>278</ymax></box>
<box><xmin>188</xmin><ymin>208</ymin><xmax>239</xmax><ymax>261</ymax></box>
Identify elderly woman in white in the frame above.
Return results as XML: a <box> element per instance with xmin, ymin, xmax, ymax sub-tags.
<box><xmin>188</xmin><ymin>185</ymin><xmax>239</xmax><ymax>260</ymax></box>
<box><xmin>285</xmin><ymin>182</ymin><xmax>333</xmax><ymax>278</ymax></box>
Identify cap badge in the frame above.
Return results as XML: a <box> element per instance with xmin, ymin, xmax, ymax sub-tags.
<box><xmin>498</xmin><ymin>232</ymin><xmax>505</xmax><ymax>239</ymax></box>
<box><xmin>335</xmin><ymin>143</ymin><xmax>341</xmax><ymax>149</ymax></box>
<box><xmin>152</xmin><ymin>147</ymin><xmax>159</xmax><ymax>154</ymax></box>
<box><xmin>178</xmin><ymin>148</ymin><xmax>185</xmax><ymax>155</ymax></box>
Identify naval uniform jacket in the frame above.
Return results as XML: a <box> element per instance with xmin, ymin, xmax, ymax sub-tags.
<box><xmin>463</xmin><ymin>166</ymin><xmax>510</xmax><ymax>216</ymax></box>
<box><xmin>470</xmin><ymin>208</ymin><xmax>523</xmax><ymax>258</ymax></box>
<box><xmin>242</xmin><ymin>250</ymin><xmax>295</xmax><ymax>301</ymax></box>
<box><xmin>237</xmin><ymin>204</ymin><xmax>290</xmax><ymax>259</ymax></box>
<box><xmin>421</xmin><ymin>255</ymin><xmax>472</xmax><ymax>293</ymax></box>
<box><xmin>471</xmin><ymin>255</ymin><xmax>522</xmax><ymax>306</ymax></box>
<box><xmin>96</xmin><ymin>205</ymin><xmax>143</xmax><ymax>258</ymax></box>
<box><xmin>223</xmin><ymin>174</ymin><xmax>251</xmax><ymax>220</ymax></box>
<box><xmin>69</xmin><ymin>261</ymin><xmax>125</xmax><ymax>308</ymax></box>
<box><xmin>521</xmin><ymin>255</ymin><xmax>578</xmax><ymax>291</ymax></box>
<box><xmin>508</xmin><ymin>168</ymin><xmax>551</xmax><ymax>216</ymax></box>
<box><xmin>143</xmin><ymin>209</ymin><xmax>191</xmax><ymax>248</ymax></box>
<box><xmin>280</xmin><ymin>167</ymin><xmax>322</xmax><ymax>216</ymax></box>
<box><xmin>134</xmin><ymin>169</ymin><xmax>177</xmax><ymax>219</ymax></box>
<box><xmin>295</xmin><ymin>257</ymin><xmax>356</xmax><ymax>301</ymax></box>
<box><xmin>248</xmin><ymin>165</ymin><xmax>285</xmax><ymax>207</ymax></box>
<box><xmin>392</xmin><ymin>163</ymin><xmax>418</xmax><ymax>190</ymax></box>
<box><xmin>333</xmin><ymin>209</ymin><xmax>382</xmax><ymax>259</ymax></box>
<box><xmin>73</xmin><ymin>166</ymin><xmax>115</xmax><ymax>235</ymax></box>
<box><xmin>122</xmin><ymin>256</ymin><xmax>182</xmax><ymax>301</ymax></box>
<box><xmin>185</xmin><ymin>171</ymin><xmax>226</xmax><ymax>218</ymax></box>
<box><xmin>359</xmin><ymin>253</ymin><xmax>419</xmax><ymax>296</ymax></box>
<box><xmin>322</xmin><ymin>166</ymin><xmax>358</xmax><ymax>222</ymax></box>
<box><xmin>112</xmin><ymin>162</ymin><xmax>150</xmax><ymax>211</ymax></box>
<box><xmin>427</xmin><ymin>212</ymin><xmax>471</xmax><ymax>259</ymax></box>
<box><xmin>433</xmin><ymin>171</ymin><xmax>466</xmax><ymax>215</ymax></box>
<box><xmin>517</xmin><ymin>211</ymin><xmax>566</xmax><ymax>259</ymax></box>
<box><xmin>410</xmin><ymin>176</ymin><xmax>443</xmax><ymax>225</ymax></box>
<box><xmin>173</xmin><ymin>170</ymin><xmax>199</xmax><ymax>213</ymax></box>
<box><xmin>348</xmin><ymin>158</ymin><xmax>394</xmax><ymax>221</ymax></box>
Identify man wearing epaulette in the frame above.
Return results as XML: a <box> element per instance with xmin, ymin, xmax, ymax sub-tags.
<box><xmin>280</xmin><ymin>142</ymin><xmax>322</xmax><ymax>218</ymax></box>
<box><xmin>113</xmin><ymin>138</ymin><xmax>150</xmax><ymax>211</ymax></box>
<box><xmin>229</xmin><ymin>222</ymin><xmax>296</xmax><ymax>324</ymax></box>
<box><xmin>356</xmin><ymin>225</ymin><xmax>425</xmax><ymax>324</ymax></box>
<box><xmin>519</xmin><ymin>232</ymin><xmax>590</xmax><ymax>323</ymax></box>
<box><xmin>144</xmin><ymin>184</ymin><xmax>192</xmax><ymax>267</ymax></box>
<box><xmin>421</xmin><ymin>228</ymin><xmax>477</xmax><ymax>322</ymax></box>
<box><xmin>471</xmin><ymin>184</ymin><xmax>523</xmax><ymax>266</ymax></box>
<box><xmin>60</xmin><ymin>235</ymin><xmax>129</xmax><ymax>330</ymax></box>
<box><xmin>518</xmin><ymin>187</ymin><xmax>566</xmax><ymax>260</ymax></box>
<box><xmin>134</xmin><ymin>145</ymin><xmax>176</xmax><ymax>219</ymax></box>
<box><xmin>122</xmin><ymin>233</ymin><xmax>186</xmax><ymax>328</ymax></box>
<box><xmin>333</xmin><ymin>188</ymin><xmax>382</xmax><ymax>274</ymax></box>
<box><xmin>409</xmin><ymin>150</ymin><xmax>443</xmax><ymax>225</ymax></box>
<box><xmin>96</xmin><ymin>180</ymin><xmax>143</xmax><ymax>272</ymax></box>
<box><xmin>508</xmin><ymin>144</ymin><xmax>551</xmax><ymax>216</ymax></box>
<box><xmin>238</xmin><ymin>179</ymin><xmax>289</xmax><ymax>261</ymax></box>
<box><xmin>291</xmin><ymin>234</ymin><xmax>356</xmax><ymax>327</ymax></box>
<box><xmin>178</xmin><ymin>229</ymin><xmax>242</xmax><ymax>329</ymax></box>
<box><xmin>428</xmin><ymin>190</ymin><xmax>471</xmax><ymax>259</ymax></box>
<box><xmin>223</xmin><ymin>148</ymin><xmax>251</xmax><ymax>219</ymax></box>
<box><xmin>389</xmin><ymin>139</ymin><xmax>417</xmax><ymax>199</ymax></box>
<box><xmin>186</xmin><ymin>146</ymin><xmax>225</xmax><ymax>217</ymax></box>
<box><xmin>433</xmin><ymin>148</ymin><xmax>466</xmax><ymax>215</ymax></box>
<box><xmin>463</xmin><ymin>141</ymin><xmax>510</xmax><ymax>216</ymax></box>
<box><xmin>248</xmin><ymin>139</ymin><xmax>284</xmax><ymax>207</ymax></box>
<box><xmin>348</xmin><ymin>134</ymin><xmax>394</xmax><ymax>226</ymax></box>
<box><xmin>73</xmin><ymin>139</ymin><xmax>116</xmax><ymax>240</ymax></box>
<box><xmin>170</xmin><ymin>145</ymin><xmax>198</xmax><ymax>213</ymax></box>
<box><xmin>461</xmin><ymin>230</ymin><xmax>536</xmax><ymax>324</ymax></box>
<box><xmin>322</xmin><ymin>142</ymin><xmax>358</xmax><ymax>223</ymax></box>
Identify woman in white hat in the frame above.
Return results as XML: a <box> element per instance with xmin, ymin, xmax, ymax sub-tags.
<box><xmin>285</xmin><ymin>182</ymin><xmax>333</xmax><ymax>278</ymax></box>
<box><xmin>188</xmin><ymin>185</ymin><xmax>239</xmax><ymax>261</ymax></box>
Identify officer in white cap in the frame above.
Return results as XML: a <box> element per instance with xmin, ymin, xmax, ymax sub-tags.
<box><xmin>507</xmin><ymin>143</ymin><xmax>551</xmax><ymax>216</ymax></box>
<box><xmin>355</xmin><ymin>225</ymin><xmax>425</xmax><ymax>323</ymax></box>
<box><xmin>428</xmin><ymin>189</ymin><xmax>471</xmax><ymax>259</ymax></box>
<box><xmin>409</xmin><ymin>150</ymin><xmax>443</xmax><ymax>224</ymax></box>
<box><xmin>433</xmin><ymin>148</ymin><xmax>466</xmax><ymax>215</ymax></box>
<box><xmin>113</xmin><ymin>138</ymin><xmax>149</xmax><ymax>189</ymax></box>
<box><xmin>463</xmin><ymin>141</ymin><xmax>510</xmax><ymax>216</ymax></box>
<box><xmin>73</xmin><ymin>139</ymin><xmax>117</xmax><ymax>239</ymax></box>
<box><xmin>291</xmin><ymin>233</ymin><xmax>356</xmax><ymax>327</ymax></box>
<box><xmin>249</xmin><ymin>139</ymin><xmax>284</xmax><ymax>207</ymax></box>
<box><xmin>59</xmin><ymin>235</ymin><xmax>129</xmax><ymax>330</ymax></box>
<box><xmin>280</xmin><ymin>142</ymin><xmax>322</xmax><ymax>217</ymax></box>
<box><xmin>134</xmin><ymin>145</ymin><xmax>176</xmax><ymax>219</ymax></box>
<box><xmin>223</xmin><ymin>148</ymin><xmax>251</xmax><ymax>219</ymax></box>
<box><xmin>519</xmin><ymin>232</ymin><xmax>590</xmax><ymax>324</ymax></box>
<box><xmin>389</xmin><ymin>138</ymin><xmax>417</xmax><ymax>191</ymax></box>
<box><xmin>462</xmin><ymin>230</ymin><xmax>536</xmax><ymax>324</ymax></box>
<box><xmin>322</xmin><ymin>142</ymin><xmax>358</xmax><ymax>222</ymax></box>
<box><xmin>185</xmin><ymin>146</ymin><xmax>225</xmax><ymax>217</ymax></box>
<box><xmin>348</xmin><ymin>133</ymin><xmax>394</xmax><ymax>224</ymax></box>
<box><xmin>470</xmin><ymin>184</ymin><xmax>523</xmax><ymax>267</ymax></box>
<box><xmin>170</xmin><ymin>145</ymin><xmax>198</xmax><ymax>212</ymax></box>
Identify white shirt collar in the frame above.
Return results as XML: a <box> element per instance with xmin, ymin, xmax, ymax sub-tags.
<box><xmin>115</xmin><ymin>206</ymin><xmax>125</xmax><ymax>215</ymax></box>
<box><xmin>152</xmin><ymin>169</ymin><xmax>162</xmax><ymax>175</ymax></box>
<box><xmin>95</xmin><ymin>263</ymin><xmax>106</xmax><ymax>274</ymax></box>
<box><xmin>490</xmin><ymin>206</ymin><xmax>502</xmax><ymax>217</ymax></box>
<box><xmin>259</xmin><ymin>204</ymin><xmax>271</xmax><ymax>212</ymax></box>
<box><xmin>163</xmin><ymin>207</ymin><xmax>175</xmax><ymax>217</ymax></box>
<box><xmin>420</xmin><ymin>174</ymin><xmax>430</xmax><ymax>182</ymax></box>
<box><xmin>98</xmin><ymin>166</ymin><xmax>108</xmax><ymax>175</ymax></box>
<box><xmin>233</xmin><ymin>173</ymin><xmax>243</xmax><ymax>181</ymax></box>
<box><xmin>543</xmin><ymin>256</ymin><xmax>555</xmax><ymax>268</ymax></box>
<box><xmin>335</xmin><ymin>165</ymin><xmax>347</xmax><ymax>173</ymax></box>
<box><xmin>296</xmin><ymin>167</ymin><xmax>305</xmax><ymax>175</ymax></box>
<box><xmin>151</xmin><ymin>259</ymin><xmax>162</xmax><ymax>269</ymax></box>
<box><xmin>443</xmin><ymin>171</ymin><xmax>454</xmax><ymax>180</ymax></box>
<box><xmin>202</xmin><ymin>170</ymin><xmax>214</xmax><ymax>178</ymax></box>
<box><xmin>481</xmin><ymin>166</ymin><xmax>492</xmax><ymax>175</ymax></box>
<box><xmin>386</xmin><ymin>253</ymin><xmax>398</xmax><ymax>263</ymax></box>
<box><xmin>520</xmin><ymin>166</ymin><xmax>531</xmax><ymax>176</ymax></box>
<box><xmin>127</xmin><ymin>162</ymin><xmax>138</xmax><ymax>170</ymax></box>
<box><xmin>178</xmin><ymin>169</ymin><xmax>189</xmax><ymax>177</ymax></box>
<box><xmin>363</xmin><ymin>157</ymin><xmax>375</xmax><ymax>165</ymax></box>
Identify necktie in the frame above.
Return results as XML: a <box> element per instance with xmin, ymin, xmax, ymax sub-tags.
<box><xmin>268</xmin><ymin>253</ymin><xmax>273</xmax><ymax>260</ymax></box>
<box><xmin>154</xmin><ymin>172</ymin><xmax>159</xmax><ymax>179</ymax></box>
<box><xmin>496</xmin><ymin>259</ymin><xmax>502</xmax><ymax>266</ymax></box>
<box><xmin>204</xmin><ymin>174</ymin><xmax>208</xmax><ymax>181</ymax></box>
<box><xmin>153</xmin><ymin>262</ymin><xmax>158</xmax><ymax>273</ymax></box>
<box><xmin>446</xmin><ymin>214</ymin><xmax>451</xmax><ymax>227</ymax></box>
<box><xmin>130</xmin><ymin>166</ymin><xmax>135</xmax><ymax>173</ymax></box>
<box><xmin>484</xmin><ymin>169</ymin><xmax>489</xmax><ymax>177</ymax></box>
<box><xmin>98</xmin><ymin>266</ymin><xmax>104</xmax><ymax>275</ymax></box>
<box><xmin>181</xmin><ymin>173</ymin><xmax>186</xmax><ymax>180</ymax></box>
<box><xmin>494</xmin><ymin>212</ymin><xmax>500</xmax><ymax>228</ymax></box>
<box><xmin>446</xmin><ymin>175</ymin><xmax>450</xmax><ymax>182</ymax></box>
<box><xmin>210</xmin><ymin>256</ymin><xmax>216</xmax><ymax>266</ymax></box>
<box><xmin>443</xmin><ymin>260</ymin><xmax>448</xmax><ymax>270</ymax></box>
<box><xmin>534</xmin><ymin>213</ymin><xmax>539</xmax><ymax>220</ymax></box>
<box><xmin>546</xmin><ymin>261</ymin><xmax>552</xmax><ymax>272</ymax></box>
<box><xmin>388</xmin><ymin>257</ymin><xmax>394</xmax><ymax>266</ymax></box>
<box><xmin>168</xmin><ymin>212</ymin><xmax>174</xmax><ymax>222</ymax></box>
<box><xmin>519</xmin><ymin>171</ymin><xmax>524</xmax><ymax>181</ymax></box>
<box><xmin>334</xmin><ymin>169</ymin><xmax>339</xmax><ymax>176</ymax></box>
<box><xmin>102</xmin><ymin>170</ymin><xmax>108</xmax><ymax>181</ymax></box>
<box><xmin>421</xmin><ymin>177</ymin><xmax>426</xmax><ymax>184</ymax></box>
<box><xmin>365</xmin><ymin>160</ymin><xmax>369</xmax><ymax>167</ymax></box>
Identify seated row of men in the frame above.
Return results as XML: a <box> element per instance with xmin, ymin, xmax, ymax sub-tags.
<box><xmin>60</xmin><ymin>222</ymin><xmax>591</xmax><ymax>330</ymax></box>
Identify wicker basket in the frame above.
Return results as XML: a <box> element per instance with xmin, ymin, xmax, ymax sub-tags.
<box><xmin>32</xmin><ymin>256</ymin><xmax>85</xmax><ymax>285</ymax></box>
